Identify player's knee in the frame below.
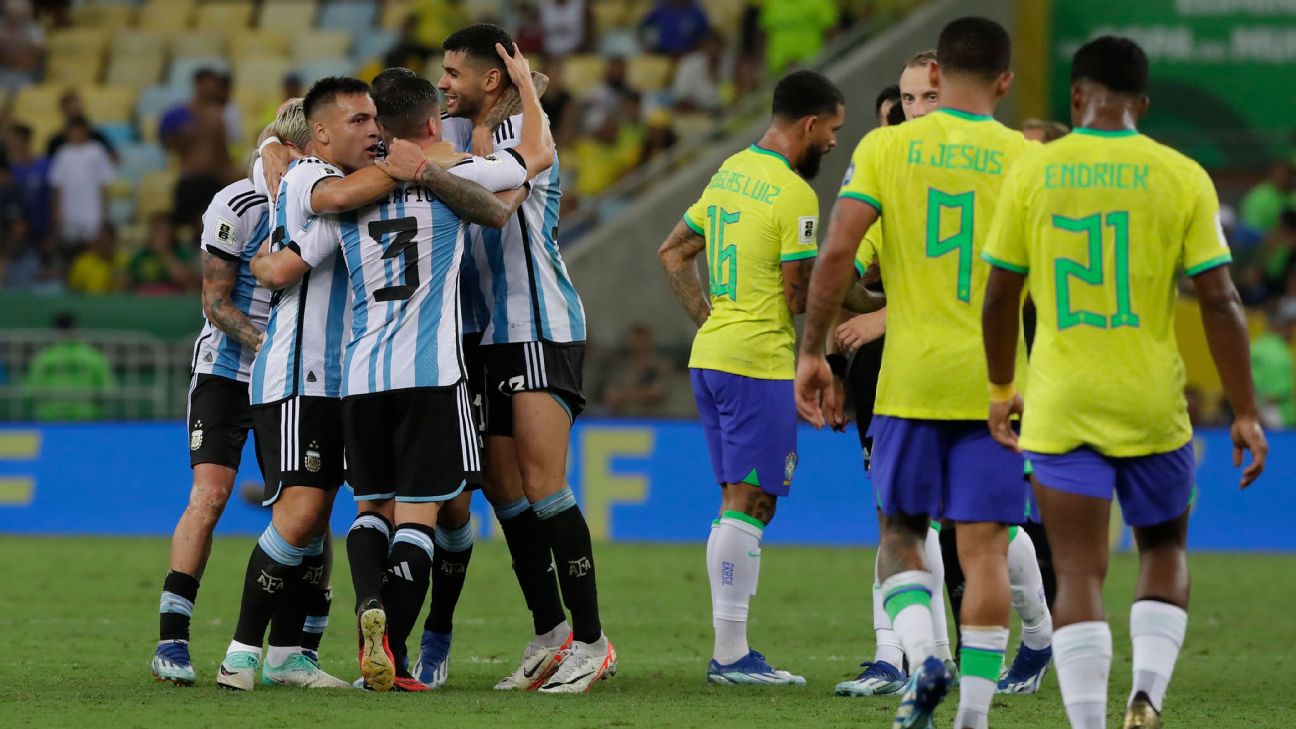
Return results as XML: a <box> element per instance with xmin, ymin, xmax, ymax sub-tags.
<box><xmin>881</xmin><ymin>512</ymin><xmax>929</xmax><ymax>541</ymax></box>
<box><xmin>187</xmin><ymin>481</ymin><xmax>233</xmax><ymax>525</ymax></box>
<box><xmin>721</xmin><ymin>483</ymin><xmax>777</xmax><ymax>525</ymax></box>
<box><xmin>437</xmin><ymin>495</ymin><xmax>472</xmax><ymax>530</ymax></box>
<box><xmin>356</xmin><ymin>499</ymin><xmax>394</xmax><ymax>523</ymax></box>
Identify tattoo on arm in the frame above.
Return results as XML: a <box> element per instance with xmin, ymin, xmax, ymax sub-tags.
<box><xmin>483</xmin><ymin>87</ymin><xmax>522</xmax><ymax>131</ymax></box>
<box><xmin>417</xmin><ymin>163</ymin><xmax>509</xmax><ymax>226</ymax></box>
<box><xmin>202</xmin><ymin>253</ymin><xmax>263</xmax><ymax>350</ymax></box>
<box><xmin>784</xmin><ymin>259</ymin><xmax>813</xmax><ymax>313</ymax></box>
<box><xmin>660</xmin><ymin>225</ymin><xmax>709</xmax><ymax>327</ymax></box>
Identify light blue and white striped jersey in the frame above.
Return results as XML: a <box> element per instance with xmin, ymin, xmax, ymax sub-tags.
<box><xmin>444</xmin><ymin>114</ymin><xmax>587</xmax><ymax>345</ymax></box>
<box><xmin>191</xmin><ymin>178</ymin><xmax>271</xmax><ymax>382</ymax></box>
<box><xmin>339</xmin><ymin>151</ymin><xmax>529</xmax><ymax>395</ymax></box>
<box><xmin>249</xmin><ymin>158</ymin><xmax>352</xmax><ymax>405</ymax></box>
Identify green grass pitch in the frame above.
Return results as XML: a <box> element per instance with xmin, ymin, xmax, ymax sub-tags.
<box><xmin>2</xmin><ymin>536</ymin><xmax>1292</xmax><ymax>728</ymax></box>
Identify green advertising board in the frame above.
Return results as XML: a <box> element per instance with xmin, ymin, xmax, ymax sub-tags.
<box><xmin>1051</xmin><ymin>0</ymin><xmax>1296</xmax><ymax>169</ymax></box>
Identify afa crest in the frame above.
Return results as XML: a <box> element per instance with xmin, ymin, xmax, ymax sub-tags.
<box><xmin>304</xmin><ymin>441</ymin><xmax>322</xmax><ymax>473</ymax></box>
<box><xmin>189</xmin><ymin>420</ymin><xmax>204</xmax><ymax>451</ymax></box>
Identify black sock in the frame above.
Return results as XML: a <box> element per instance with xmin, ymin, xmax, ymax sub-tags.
<box><xmin>347</xmin><ymin>513</ymin><xmax>392</xmax><ymax>612</ymax></box>
<box><xmin>160</xmin><ymin>570</ymin><xmax>200</xmax><ymax>643</ymax></box>
<box><xmin>536</xmin><ymin>498</ymin><xmax>601</xmax><ymax>644</ymax></box>
<box><xmin>938</xmin><ymin>525</ymin><xmax>965</xmax><ymax>649</ymax></box>
<box><xmin>1022</xmin><ymin>520</ymin><xmax>1057</xmax><ymax>609</ymax></box>
<box><xmin>268</xmin><ymin>564</ymin><xmax>310</xmax><ymax>654</ymax></box>
<box><xmin>425</xmin><ymin>524</ymin><xmax>473</xmax><ymax>635</ymax></box>
<box><xmin>233</xmin><ymin>529</ymin><xmax>306</xmax><ymax>648</ymax></box>
<box><xmin>382</xmin><ymin>523</ymin><xmax>436</xmax><ymax>672</ymax></box>
<box><xmin>496</xmin><ymin>499</ymin><xmax>567</xmax><ymax>635</ymax></box>
<box><xmin>299</xmin><ymin>535</ymin><xmax>332</xmax><ymax>652</ymax></box>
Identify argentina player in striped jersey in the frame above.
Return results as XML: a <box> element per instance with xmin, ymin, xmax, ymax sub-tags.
<box><xmin>438</xmin><ymin>24</ymin><xmax>616</xmax><ymax>694</ymax></box>
<box><xmin>150</xmin><ymin>101</ymin><xmax>307</xmax><ymax>687</ymax></box>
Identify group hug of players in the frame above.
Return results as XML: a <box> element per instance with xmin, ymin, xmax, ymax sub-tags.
<box><xmin>153</xmin><ymin>23</ymin><xmax>611</xmax><ymax>694</ymax></box>
<box><xmin>658</xmin><ymin>16</ymin><xmax>1265</xmax><ymax>729</ymax></box>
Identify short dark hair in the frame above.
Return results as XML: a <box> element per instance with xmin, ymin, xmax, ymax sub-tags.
<box><xmin>441</xmin><ymin>23</ymin><xmax>516</xmax><ymax>83</ymax></box>
<box><xmin>10</xmin><ymin>123</ymin><xmax>32</xmax><ymax>141</ymax></box>
<box><xmin>771</xmin><ymin>70</ymin><xmax>844</xmax><ymax>121</ymax></box>
<box><xmin>374</xmin><ymin>74</ymin><xmax>440</xmax><ymax>139</ymax></box>
<box><xmin>303</xmin><ymin>76</ymin><xmax>372</xmax><ymax>122</ymax></box>
<box><xmin>371</xmin><ymin>66</ymin><xmax>418</xmax><ymax>98</ymax></box>
<box><xmin>874</xmin><ymin>84</ymin><xmax>901</xmax><ymax>118</ymax></box>
<box><xmin>1071</xmin><ymin>36</ymin><xmax>1148</xmax><ymax>95</ymax></box>
<box><xmin>193</xmin><ymin>68</ymin><xmax>221</xmax><ymax>84</ymax></box>
<box><xmin>937</xmin><ymin>16</ymin><xmax>1011</xmax><ymax>81</ymax></box>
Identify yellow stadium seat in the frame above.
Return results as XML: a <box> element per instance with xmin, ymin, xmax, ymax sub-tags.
<box><xmin>563</xmin><ymin>54</ymin><xmax>607</xmax><ymax>96</ymax></box>
<box><xmin>136</xmin><ymin>169</ymin><xmax>179</xmax><ymax>220</ymax></box>
<box><xmin>228</xmin><ymin>29</ymin><xmax>290</xmax><ymax>60</ymax></box>
<box><xmin>11</xmin><ymin>84</ymin><xmax>64</xmax><ymax>123</ymax></box>
<box><xmin>80</xmin><ymin>86</ymin><xmax>138</xmax><ymax>125</ymax></box>
<box><xmin>259</xmin><ymin>0</ymin><xmax>318</xmax><ymax>30</ymax></box>
<box><xmin>106</xmin><ymin>53</ymin><xmax>167</xmax><ymax>90</ymax></box>
<box><xmin>233</xmin><ymin>57</ymin><xmax>295</xmax><ymax>94</ymax></box>
<box><xmin>26</xmin><ymin>120</ymin><xmax>63</xmax><ymax>156</ymax></box>
<box><xmin>291</xmin><ymin>29</ymin><xmax>351</xmax><ymax>62</ymax></box>
<box><xmin>701</xmin><ymin>0</ymin><xmax>745</xmax><ymax>36</ymax></box>
<box><xmin>46</xmin><ymin>28</ymin><xmax>110</xmax><ymax>59</ymax></box>
<box><xmin>137</xmin><ymin>1</ymin><xmax>194</xmax><ymax>30</ymax></box>
<box><xmin>45</xmin><ymin>53</ymin><xmax>104</xmax><ymax>86</ymax></box>
<box><xmin>382</xmin><ymin>1</ymin><xmax>413</xmax><ymax>29</ymax></box>
<box><xmin>591</xmin><ymin>1</ymin><xmax>629</xmax><ymax>34</ymax></box>
<box><xmin>195</xmin><ymin>2</ymin><xmax>256</xmax><ymax>30</ymax></box>
<box><xmin>627</xmin><ymin>55</ymin><xmax>674</xmax><ymax>92</ymax></box>
<box><xmin>72</xmin><ymin>4</ymin><xmax>135</xmax><ymax>31</ymax></box>
<box><xmin>110</xmin><ymin>30</ymin><xmax>169</xmax><ymax>60</ymax></box>
<box><xmin>170</xmin><ymin>32</ymin><xmax>226</xmax><ymax>59</ymax></box>
<box><xmin>670</xmin><ymin>111</ymin><xmax>715</xmax><ymax>140</ymax></box>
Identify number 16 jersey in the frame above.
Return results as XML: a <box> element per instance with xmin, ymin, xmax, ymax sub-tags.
<box><xmin>840</xmin><ymin>108</ymin><xmax>1034</xmax><ymax>420</ymax></box>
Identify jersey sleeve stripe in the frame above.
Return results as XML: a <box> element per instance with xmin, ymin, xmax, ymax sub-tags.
<box><xmin>780</xmin><ymin>250</ymin><xmax>817</xmax><ymax>262</ymax></box>
<box><xmin>503</xmin><ymin>147</ymin><xmax>526</xmax><ymax>168</ymax></box>
<box><xmin>1184</xmin><ymin>254</ymin><xmax>1233</xmax><ymax>277</ymax></box>
<box><xmin>981</xmin><ymin>251</ymin><xmax>1028</xmax><ymax>274</ymax></box>
<box><xmin>204</xmin><ymin>243</ymin><xmax>240</xmax><ymax>262</ymax></box>
<box><xmin>682</xmin><ymin>215</ymin><xmax>704</xmax><ymax>236</ymax></box>
<box><xmin>854</xmin><ymin>259</ymin><xmax>866</xmax><ymax>277</ymax></box>
<box><xmin>839</xmin><ymin>191</ymin><xmax>882</xmax><ymax>213</ymax></box>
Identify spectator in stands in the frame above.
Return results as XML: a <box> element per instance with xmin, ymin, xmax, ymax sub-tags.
<box><xmin>671</xmin><ymin>31</ymin><xmax>732</xmax><ymax>113</ymax></box>
<box><xmin>1256</xmin><ymin>209</ymin><xmax>1296</xmax><ymax>297</ymax></box>
<box><xmin>539</xmin><ymin>57</ymin><xmax>579</xmax><ymax>146</ymax></box>
<box><xmin>1252</xmin><ymin>298</ymin><xmax>1296</xmax><ymax>428</ymax></box>
<box><xmin>1240</xmin><ymin>160</ymin><xmax>1295</xmax><ymax>234</ymax></box>
<box><xmin>573</xmin><ymin>110</ymin><xmax>642</xmax><ymax>198</ymax></box>
<box><xmin>598</xmin><ymin>322</ymin><xmax>674</xmax><ymax>415</ymax></box>
<box><xmin>1022</xmin><ymin>118</ymin><xmax>1070</xmax><ymax>143</ymax></box>
<box><xmin>539</xmin><ymin>0</ymin><xmax>592</xmax><ymax>57</ymax></box>
<box><xmin>641</xmin><ymin>109</ymin><xmax>678</xmax><ymax>163</ymax></box>
<box><xmin>641</xmin><ymin>0</ymin><xmax>711</xmax><ymax>56</ymax></box>
<box><xmin>583</xmin><ymin>56</ymin><xmax>635</xmax><ymax>129</ymax></box>
<box><xmin>512</xmin><ymin>2</ymin><xmax>546</xmax><ymax>54</ymax></box>
<box><xmin>1</xmin><ymin>216</ymin><xmax>50</xmax><ymax>290</ymax></box>
<box><xmin>759</xmin><ymin>0</ymin><xmax>838</xmax><ymax>74</ymax></box>
<box><xmin>22</xmin><ymin>311</ymin><xmax>115</xmax><ymax>422</ymax></box>
<box><xmin>49</xmin><ymin>116</ymin><xmax>115</xmax><ymax>254</ymax></box>
<box><xmin>4</xmin><ymin>123</ymin><xmax>51</xmax><ymax>244</ymax></box>
<box><xmin>159</xmin><ymin>68</ymin><xmax>234</xmax><ymax>232</ymax></box>
<box><xmin>0</xmin><ymin>0</ymin><xmax>43</xmax><ymax>91</ymax></box>
<box><xmin>127</xmin><ymin>214</ymin><xmax>198</xmax><ymax>295</ymax></box>
<box><xmin>384</xmin><ymin>14</ymin><xmax>437</xmax><ymax>71</ymax></box>
<box><xmin>66</xmin><ymin>224</ymin><xmax>125</xmax><ymax>294</ymax></box>
<box><xmin>257</xmin><ymin>73</ymin><xmax>303</xmax><ymax>131</ymax></box>
<box><xmin>47</xmin><ymin>90</ymin><xmax>117</xmax><ymax>162</ymax></box>
<box><xmin>409</xmin><ymin>0</ymin><xmax>470</xmax><ymax>50</ymax></box>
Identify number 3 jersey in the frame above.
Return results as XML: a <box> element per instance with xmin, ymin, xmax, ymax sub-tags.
<box><xmin>841</xmin><ymin>108</ymin><xmax>1034</xmax><ymax>420</ymax></box>
<box><xmin>682</xmin><ymin>145</ymin><xmax>820</xmax><ymax>380</ymax></box>
<box><xmin>336</xmin><ymin>149</ymin><xmax>529</xmax><ymax>396</ymax></box>
<box><xmin>983</xmin><ymin>129</ymin><xmax>1231</xmax><ymax>456</ymax></box>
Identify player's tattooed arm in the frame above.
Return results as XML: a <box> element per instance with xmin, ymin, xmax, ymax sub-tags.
<box><xmin>202</xmin><ymin>252</ymin><xmax>265</xmax><ymax>351</ymax></box>
<box><xmin>416</xmin><ymin>161</ymin><xmax>517</xmax><ymax>228</ymax></box>
<box><xmin>658</xmin><ymin>220</ymin><xmax>710</xmax><ymax>328</ymax></box>
<box><xmin>479</xmin><ymin>71</ymin><xmax>550</xmax><ymax>138</ymax></box>
<box><xmin>781</xmin><ymin>259</ymin><xmax>814</xmax><ymax>314</ymax></box>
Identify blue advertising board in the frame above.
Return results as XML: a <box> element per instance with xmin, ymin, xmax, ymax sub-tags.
<box><xmin>0</xmin><ymin>420</ymin><xmax>1289</xmax><ymax>551</ymax></box>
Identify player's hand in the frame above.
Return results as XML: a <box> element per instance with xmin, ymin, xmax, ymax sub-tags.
<box><xmin>421</xmin><ymin>139</ymin><xmax>471</xmax><ymax>168</ymax></box>
<box><xmin>376</xmin><ymin>138</ymin><xmax>430</xmax><ymax>181</ymax></box>
<box><xmin>987</xmin><ymin>394</ymin><xmax>1023</xmax><ymax>453</ymax></box>
<box><xmin>836</xmin><ymin>311</ymin><xmax>885</xmax><ymax>354</ymax></box>
<box><xmin>1230</xmin><ymin>414</ymin><xmax>1267</xmax><ymax>488</ymax></box>
<box><xmin>823</xmin><ymin>374</ymin><xmax>849</xmax><ymax>432</ymax></box>
<box><xmin>261</xmin><ymin>141</ymin><xmax>292</xmax><ymax>201</ymax></box>
<box><xmin>795</xmin><ymin>354</ymin><xmax>832</xmax><ymax>429</ymax></box>
<box><xmin>254</xmin><ymin>331</ymin><xmax>266</xmax><ymax>354</ymax></box>
<box><xmin>496</xmin><ymin>42</ymin><xmax>534</xmax><ymax>92</ymax></box>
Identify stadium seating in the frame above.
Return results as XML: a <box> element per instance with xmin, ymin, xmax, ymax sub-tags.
<box><xmin>194</xmin><ymin>2</ymin><xmax>256</xmax><ymax>31</ymax></box>
<box><xmin>291</xmin><ymin>29</ymin><xmax>352</xmax><ymax>62</ymax></box>
<box><xmin>136</xmin><ymin>0</ymin><xmax>194</xmax><ymax>30</ymax></box>
<box><xmin>259</xmin><ymin>0</ymin><xmax>319</xmax><ymax>30</ymax></box>
<box><xmin>228</xmin><ymin>29</ymin><xmax>291</xmax><ymax>60</ymax></box>
<box><xmin>318</xmin><ymin>1</ymin><xmax>377</xmax><ymax>32</ymax></box>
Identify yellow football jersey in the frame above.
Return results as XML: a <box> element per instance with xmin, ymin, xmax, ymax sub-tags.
<box><xmin>983</xmin><ymin>128</ymin><xmax>1232</xmax><ymax>456</ymax></box>
<box><xmin>840</xmin><ymin>108</ymin><xmax>1034</xmax><ymax>419</ymax></box>
<box><xmin>854</xmin><ymin>225</ymin><xmax>880</xmax><ymax>277</ymax></box>
<box><xmin>684</xmin><ymin>145</ymin><xmax>820</xmax><ymax>379</ymax></box>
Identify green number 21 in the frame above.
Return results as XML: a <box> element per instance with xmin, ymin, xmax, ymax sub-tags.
<box><xmin>706</xmin><ymin>205</ymin><xmax>740</xmax><ymax>301</ymax></box>
<box><xmin>1052</xmin><ymin>212</ymin><xmax>1139</xmax><ymax>330</ymax></box>
<box><xmin>926</xmin><ymin>188</ymin><xmax>974</xmax><ymax>302</ymax></box>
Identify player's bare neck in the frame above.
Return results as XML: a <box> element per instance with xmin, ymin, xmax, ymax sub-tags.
<box><xmin>1078</xmin><ymin>101</ymin><xmax>1139</xmax><ymax>134</ymax></box>
<box><xmin>936</xmin><ymin>85</ymin><xmax>997</xmax><ymax>118</ymax></box>
<box><xmin>756</xmin><ymin>128</ymin><xmax>798</xmax><ymax>169</ymax></box>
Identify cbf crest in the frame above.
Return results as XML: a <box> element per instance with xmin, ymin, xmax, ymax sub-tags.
<box><xmin>783</xmin><ymin>452</ymin><xmax>798</xmax><ymax>487</ymax></box>
<box><xmin>189</xmin><ymin>420</ymin><xmax>204</xmax><ymax>451</ymax></box>
<box><xmin>304</xmin><ymin>441</ymin><xmax>322</xmax><ymax>473</ymax></box>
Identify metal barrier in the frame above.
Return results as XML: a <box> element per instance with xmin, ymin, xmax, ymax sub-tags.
<box><xmin>0</xmin><ymin>329</ymin><xmax>173</xmax><ymax>421</ymax></box>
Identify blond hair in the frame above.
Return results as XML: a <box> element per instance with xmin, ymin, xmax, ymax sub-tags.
<box><xmin>271</xmin><ymin>97</ymin><xmax>310</xmax><ymax>149</ymax></box>
<box><xmin>904</xmin><ymin>50</ymin><xmax>937</xmax><ymax>69</ymax></box>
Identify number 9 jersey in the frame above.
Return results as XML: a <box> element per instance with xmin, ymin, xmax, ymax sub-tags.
<box><xmin>840</xmin><ymin>109</ymin><xmax>1035</xmax><ymax>420</ymax></box>
<box><xmin>683</xmin><ymin>145</ymin><xmax>820</xmax><ymax>381</ymax></box>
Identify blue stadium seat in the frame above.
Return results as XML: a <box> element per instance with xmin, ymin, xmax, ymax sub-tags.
<box><xmin>118</xmin><ymin>142</ymin><xmax>169</xmax><ymax>181</ymax></box>
<box><xmin>318</xmin><ymin>1</ymin><xmax>377</xmax><ymax>31</ymax></box>
<box><xmin>167</xmin><ymin>57</ymin><xmax>231</xmax><ymax>90</ymax></box>
<box><xmin>135</xmin><ymin>85</ymin><xmax>189</xmax><ymax>129</ymax></box>
<box><xmin>100</xmin><ymin>123</ymin><xmax>136</xmax><ymax>149</ymax></box>
<box><xmin>297</xmin><ymin>58</ymin><xmax>358</xmax><ymax>87</ymax></box>
<box><xmin>351</xmin><ymin>28</ymin><xmax>398</xmax><ymax>62</ymax></box>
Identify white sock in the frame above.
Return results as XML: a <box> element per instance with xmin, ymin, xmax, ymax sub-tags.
<box><xmin>956</xmin><ymin>626</ymin><xmax>1010</xmax><ymax>729</ymax></box>
<box><xmin>871</xmin><ymin>550</ymin><xmax>904</xmax><ymax>667</ymax></box>
<box><xmin>706</xmin><ymin>519</ymin><xmax>719</xmax><ymax>625</ymax></box>
<box><xmin>1008</xmin><ymin>527</ymin><xmax>1053</xmax><ymax>650</ymax></box>
<box><xmin>1128</xmin><ymin>600</ymin><xmax>1187</xmax><ymax>713</ymax></box>
<box><xmin>879</xmin><ymin>570</ymin><xmax>937</xmax><ymax>670</ymax></box>
<box><xmin>1054</xmin><ymin>622</ymin><xmax>1112</xmax><ymax>729</ymax></box>
<box><xmin>265</xmin><ymin>644</ymin><xmax>298</xmax><ymax>667</ymax></box>
<box><xmin>925</xmin><ymin>525</ymin><xmax>952</xmax><ymax>662</ymax></box>
<box><xmin>226</xmin><ymin>639</ymin><xmax>262</xmax><ymax>658</ymax></box>
<box><xmin>710</xmin><ymin>512</ymin><xmax>763</xmax><ymax>664</ymax></box>
<box><xmin>536</xmin><ymin>620</ymin><xmax>570</xmax><ymax>648</ymax></box>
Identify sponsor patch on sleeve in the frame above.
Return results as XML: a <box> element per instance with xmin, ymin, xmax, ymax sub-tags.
<box><xmin>798</xmin><ymin>216</ymin><xmax>817</xmax><ymax>245</ymax></box>
<box><xmin>215</xmin><ymin>216</ymin><xmax>235</xmax><ymax>243</ymax></box>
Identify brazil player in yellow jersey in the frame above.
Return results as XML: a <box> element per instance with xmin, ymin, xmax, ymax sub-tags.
<box><xmin>981</xmin><ymin>36</ymin><xmax>1267</xmax><ymax>729</ymax></box>
<box><xmin>797</xmin><ymin>18</ymin><xmax>1031</xmax><ymax>728</ymax></box>
<box><xmin>658</xmin><ymin>70</ymin><xmax>844</xmax><ymax>685</ymax></box>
